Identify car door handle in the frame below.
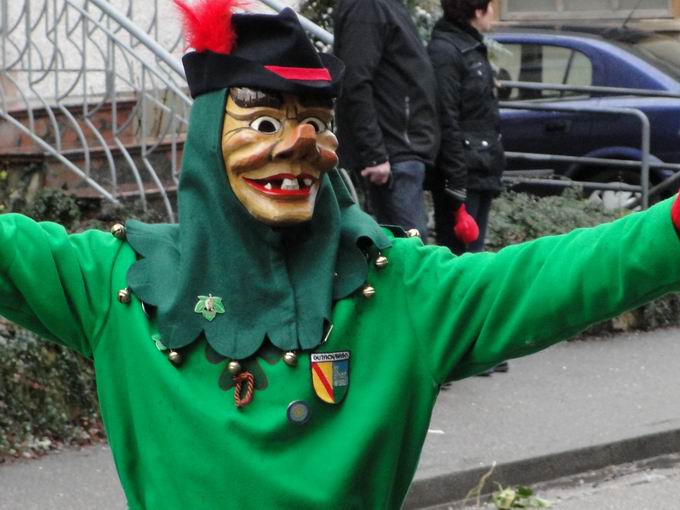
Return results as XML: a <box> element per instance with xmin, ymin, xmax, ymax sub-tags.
<box><xmin>544</xmin><ymin>119</ymin><xmax>572</xmax><ymax>133</ymax></box>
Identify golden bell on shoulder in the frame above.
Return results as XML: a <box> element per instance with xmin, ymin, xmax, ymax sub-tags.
<box><xmin>110</xmin><ymin>223</ymin><xmax>126</xmax><ymax>240</ymax></box>
<box><xmin>406</xmin><ymin>228</ymin><xmax>420</xmax><ymax>238</ymax></box>
<box><xmin>375</xmin><ymin>255</ymin><xmax>388</xmax><ymax>269</ymax></box>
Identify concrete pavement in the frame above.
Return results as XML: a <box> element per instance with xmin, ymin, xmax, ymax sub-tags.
<box><xmin>2</xmin><ymin>327</ymin><xmax>680</xmax><ymax>509</ymax></box>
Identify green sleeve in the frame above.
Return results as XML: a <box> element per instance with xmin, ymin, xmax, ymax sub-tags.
<box><xmin>400</xmin><ymin>198</ymin><xmax>680</xmax><ymax>383</ymax></box>
<box><xmin>0</xmin><ymin>214</ymin><xmax>124</xmax><ymax>358</ymax></box>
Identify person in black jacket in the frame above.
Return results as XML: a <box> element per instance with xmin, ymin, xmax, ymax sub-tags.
<box><xmin>333</xmin><ymin>0</ymin><xmax>439</xmax><ymax>241</ymax></box>
<box><xmin>428</xmin><ymin>0</ymin><xmax>504</xmax><ymax>254</ymax></box>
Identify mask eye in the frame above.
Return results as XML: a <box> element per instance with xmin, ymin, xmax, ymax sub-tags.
<box><xmin>250</xmin><ymin>116</ymin><xmax>282</xmax><ymax>134</ymax></box>
<box><xmin>301</xmin><ymin>117</ymin><xmax>327</xmax><ymax>133</ymax></box>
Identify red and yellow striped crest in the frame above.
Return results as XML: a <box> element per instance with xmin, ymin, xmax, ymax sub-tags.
<box><xmin>310</xmin><ymin>351</ymin><xmax>350</xmax><ymax>404</ymax></box>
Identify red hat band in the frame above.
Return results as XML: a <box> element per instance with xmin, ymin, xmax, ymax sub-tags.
<box><xmin>264</xmin><ymin>66</ymin><xmax>332</xmax><ymax>82</ymax></box>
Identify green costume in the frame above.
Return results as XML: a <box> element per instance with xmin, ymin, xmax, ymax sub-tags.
<box><xmin>2</xmin><ymin>197</ymin><xmax>680</xmax><ymax>509</ymax></box>
<box><xmin>3</xmin><ymin>7</ymin><xmax>680</xmax><ymax>510</ymax></box>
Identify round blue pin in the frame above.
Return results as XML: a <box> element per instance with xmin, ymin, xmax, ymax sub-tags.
<box><xmin>287</xmin><ymin>400</ymin><xmax>310</xmax><ymax>425</ymax></box>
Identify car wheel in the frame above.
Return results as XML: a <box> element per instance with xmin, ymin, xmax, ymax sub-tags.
<box><xmin>586</xmin><ymin>168</ymin><xmax>645</xmax><ymax>211</ymax></box>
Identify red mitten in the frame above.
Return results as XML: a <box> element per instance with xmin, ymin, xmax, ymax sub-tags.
<box><xmin>672</xmin><ymin>194</ymin><xmax>680</xmax><ymax>233</ymax></box>
<box><xmin>453</xmin><ymin>204</ymin><xmax>479</xmax><ymax>244</ymax></box>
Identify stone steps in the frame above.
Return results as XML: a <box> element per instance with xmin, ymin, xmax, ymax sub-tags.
<box><xmin>0</xmin><ymin>94</ymin><xmax>183</xmax><ymax>216</ymax></box>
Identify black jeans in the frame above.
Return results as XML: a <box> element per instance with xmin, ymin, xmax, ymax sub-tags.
<box><xmin>433</xmin><ymin>188</ymin><xmax>494</xmax><ymax>255</ymax></box>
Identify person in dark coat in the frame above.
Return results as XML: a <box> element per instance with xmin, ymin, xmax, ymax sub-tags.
<box><xmin>333</xmin><ymin>0</ymin><xmax>439</xmax><ymax>241</ymax></box>
<box><xmin>428</xmin><ymin>0</ymin><xmax>504</xmax><ymax>254</ymax></box>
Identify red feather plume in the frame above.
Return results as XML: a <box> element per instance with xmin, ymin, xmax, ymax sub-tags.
<box><xmin>174</xmin><ymin>0</ymin><xmax>242</xmax><ymax>54</ymax></box>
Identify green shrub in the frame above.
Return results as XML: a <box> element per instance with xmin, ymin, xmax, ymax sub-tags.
<box><xmin>486</xmin><ymin>189</ymin><xmax>621</xmax><ymax>250</ymax></box>
<box><xmin>19</xmin><ymin>187</ymin><xmax>82</xmax><ymax>227</ymax></box>
<box><xmin>0</xmin><ymin>323</ymin><xmax>102</xmax><ymax>460</ymax></box>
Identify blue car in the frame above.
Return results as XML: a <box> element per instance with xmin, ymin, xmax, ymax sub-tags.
<box><xmin>488</xmin><ymin>26</ymin><xmax>680</xmax><ymax>206</ymax></box>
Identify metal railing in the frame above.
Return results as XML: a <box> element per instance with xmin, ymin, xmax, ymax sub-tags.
<box><xmin>0</xmin><ymin>0</ymin><xmax>191</xmax><ymax>221</ymax></box>
<box><xmin>498</xmin><ymin>80</ymin><xmax>680</xmax><ymax>209</ymax></box>
<box><xmin>500</xmin><ymin>80</ymin><xmax>680</xmax><ymax>100</ymax></box>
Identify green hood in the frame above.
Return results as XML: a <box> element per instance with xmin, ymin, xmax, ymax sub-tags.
<box><xmin>125</xmin><ymin>89</ymin><xmax>390</xmax><ymax>360</ymax></box>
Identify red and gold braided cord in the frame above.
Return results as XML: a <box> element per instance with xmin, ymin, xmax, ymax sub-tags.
<box><xmin>233</xmin><ymin>371</ymin><xmax>255</xmax><ymax>408</ymax></box>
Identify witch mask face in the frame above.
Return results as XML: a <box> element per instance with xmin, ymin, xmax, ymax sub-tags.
<box><xmin>221</xmin><ymin>87</ymin><xmax>339</xmax><ymax>225</ymax></box>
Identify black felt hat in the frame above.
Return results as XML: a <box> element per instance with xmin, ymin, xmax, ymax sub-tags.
<box><xmin>181</xmin><ymin>7</ymin><xmax>343</xmax><ymax>98</ymax></box>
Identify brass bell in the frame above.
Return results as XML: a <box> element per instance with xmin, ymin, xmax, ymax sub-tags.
<box><xmin>375</xmin><ymin>255</ymin><xmax>389</xmax><ymax>269</ymax></box>
<box><xmin>117</xmin><ymin>288</ymin><xmax>131</xmax><ymax>304</ymax></box>
<box><xmin>406</xmin><ymin>228</ymin><xmax>421</xmax><ymax>238</ymax></box>
<box><xmin>168</xmin><ymin>350</ymin><xmax>182</xmax><ymax>366</ymax></box>
<box><xmin>110</xmin><ymin>223</ymin><xmax>126</xmax><ymax>240</ymax></box>
<box><xmin>362</xmin><ymin>285</ymin><xmax>376</xmax><ymax>299</ymax></box>
<box><xmin>228</xmin><ymin>360</ymin><xmax>242</xmax><ymax>375</ymax></box>
<box><xmin>283</xmin><ymin>351</ymin><xmax>298</xmax><ymax>367</ymax></box>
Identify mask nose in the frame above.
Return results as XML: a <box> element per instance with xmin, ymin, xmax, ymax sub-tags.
<box><xmin>272</xmin><ymin>123</ymin><xmax>319</xmax><ymax>161</ymax></box>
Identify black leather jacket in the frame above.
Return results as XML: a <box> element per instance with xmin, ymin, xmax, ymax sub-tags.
<box><xmin>427</xmin><ymin>18</ymin><xmax>504</xmax><ymax>193</ymax></box>
<box><xmin>333</xmin><ymin>0</ymin><xmax>439</xmax><ymax>171</ymax></box>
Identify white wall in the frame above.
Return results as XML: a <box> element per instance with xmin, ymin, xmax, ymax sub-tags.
<box><xmin>1</xmin><ymin>0</ymin><xmax>302</xmax><ymax>103</ymax></box>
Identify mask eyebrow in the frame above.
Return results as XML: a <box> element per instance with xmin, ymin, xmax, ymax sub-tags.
<box><xmin>298</xmin><ymin>95</ymin><xmax>335</xmax><ymax>109</ymax></box>
<box><xmin>230</xmin><ymin>87</ymin><xmax>283</xmax><ymax>108</ymax></box>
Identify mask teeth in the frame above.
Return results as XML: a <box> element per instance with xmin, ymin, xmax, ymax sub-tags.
<box><xmin>281</xmin><ymin>178</ymin><xmax>300</xmax><ymax>190</ymax></box>
<box><xmin>254</xmin><ymin>176</ymin><xmax>315</xmax><ymax>190</ymax></box>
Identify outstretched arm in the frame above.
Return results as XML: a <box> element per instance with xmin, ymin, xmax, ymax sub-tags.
<box><xmin>398</xmin><ymin>197</ymin><xmax>680</xmax><ymax>383</ymax></box>
<box><xmin>0</xmin><ymin>214</ymin><xmax>127</xmax><ymax>357</ymax></box>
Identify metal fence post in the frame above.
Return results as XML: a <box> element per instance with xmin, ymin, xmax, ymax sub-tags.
<box><xmin>497</xmin><ymin>76</ymin><xmax>680</xmax><ymax>210</ymax></box>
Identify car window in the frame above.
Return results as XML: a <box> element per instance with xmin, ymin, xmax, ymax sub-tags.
<box><xmin>628</xmin><ymin>36</ymin><xmax>680</xmax><ymax>82</ymax></box>
<box><xmin>494</xmin><ymin>43</ymin><xmax>593</xmax><ymax>101</ymax></box>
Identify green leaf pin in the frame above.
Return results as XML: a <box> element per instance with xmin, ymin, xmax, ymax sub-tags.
<box><xmin>194</xmin><ymin>294</ymin><xmax>225</xmax><ymax>321</ymax></box>
<box><xmin>151</xmin><ymin>334</ymin><xmax>167</xmax><ymax>351</ymax></box>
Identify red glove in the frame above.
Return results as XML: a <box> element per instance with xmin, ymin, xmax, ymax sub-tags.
<box><xmin>453</xmin><ymin>204</ymin><xmax>479</xmax><ymax>244</ymax></box>
<box><xmin>672</xmin><ymin>194</ymin><xmax>680</xmax><ymax>233</ymax></box>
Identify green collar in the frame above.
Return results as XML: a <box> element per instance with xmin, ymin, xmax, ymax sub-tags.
<box><xmin>125</xmin><ymin>89</ymin><xmax>390</xmax><ymax>360</ymax></box>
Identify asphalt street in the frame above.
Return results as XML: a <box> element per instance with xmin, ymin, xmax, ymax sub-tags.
<box><xmin>2</xmin><ymin>327</ymin><xmax>680</xmax><ymax>509</ymax></box>
<box><xmin>434</xmin><ymin>452</ymin><xmax>680</xmax><ymax>510</ymax></box>
<box><xmin>406</xmin><ymin>326</ymin><xmax>680</xmax><ymax>507</ymax></box>
<box><xmin>530</xmin><ymin>453</ymin><xmax>680</xmax><ymax>510</ymax></box>
<box><xmin>0</xmin><ymin>445</ymin><xmax>123</xmax><ymax>510</ymax></box>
